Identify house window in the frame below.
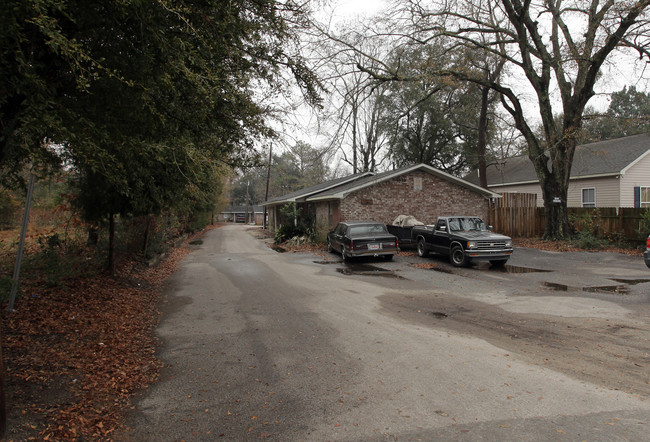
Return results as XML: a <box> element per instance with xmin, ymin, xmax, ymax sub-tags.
<box><xmin>582</xmin><ymin>188</ymin><xmax>596</xmax><ymax>207</ymax></box>
<box><xmin>413</xmin><ymin>177</ymin><xmax>423</xmax><ymax>191</ymax></box>
<box><xmin>642</xmin><ymin>187</ymin><xmax>650</xmax><ymax>208</ymax></box>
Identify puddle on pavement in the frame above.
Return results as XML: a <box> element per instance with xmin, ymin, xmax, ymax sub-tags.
<box><xmin>428</xmin><ymin>311</ymin><xmax>449</xmax><ymax>319</ymax></box>
<box><xmin>431</xmin><ymin>264</ymin><xmax>550</xmax><ymax>275</ymax></box>
<box><xmin>543</xmin><ymin>282</ymin><xmax>569</xmax><ymax>291</ymax></box>
<box><xmin>583</xmin><ymin>285</ymin><xmax>629</xmax><ymax>295</ymax></box>
<box><xmin>431</xmin><ymin>267</ymin><xmax>454</xmax><ymax>274</ymax></box>
<box><xmin>610</xmin><ymin>278</ymin><xmax>650</xmax><ymax>286</ymax></box>
<box><xmin>543</xmin><ymin>281</ymin><xmax>629</xmax><ymax>295</ymax></box>
<box><xmin>489</xmin><ymin>265</ymin><xmax>552</xmax><ymax>274</ymax></box>
<box><xmin>336</xmin><ymin>263</ymin><xmax>404</xmax><ymax>279</ymax></box>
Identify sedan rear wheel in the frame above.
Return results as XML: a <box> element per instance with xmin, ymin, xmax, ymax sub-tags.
<box><xmin>450</xmin><ymin>245</ymin><xmax>469</xmax><ymax>267</ymax></box>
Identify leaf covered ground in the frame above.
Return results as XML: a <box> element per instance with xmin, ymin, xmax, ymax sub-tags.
<box><xmin>1</xmin><ymin>226</ymin><xmax>217</xmax><ymax>441</ymax></box>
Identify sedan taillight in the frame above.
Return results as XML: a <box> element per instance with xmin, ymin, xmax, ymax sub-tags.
<box><xmin>647</xmin><ymin>236</ymin><xmax>650</xmax><ymax>249</ymax></box>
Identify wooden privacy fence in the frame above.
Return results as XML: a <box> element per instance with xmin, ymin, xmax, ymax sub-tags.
<box><xmin>490</xmin><ymin>192</ymin><xmax>650</xmax><ymax>241</ymax></box>
<box><xmin>489</xmin><ymin>193</ymin><xmax>538</xmax><ymax>238</ymax></box>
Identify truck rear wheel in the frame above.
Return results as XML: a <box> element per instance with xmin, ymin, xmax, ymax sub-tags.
<box><xmin>417</xmin><ymin>238</ymin><xmax>429</xmax><ymax>257</ymax></box>
<box><xmin>450</xmin><ymin>245</ymin><xmax>469</xmax><ymax>267</ymax></box>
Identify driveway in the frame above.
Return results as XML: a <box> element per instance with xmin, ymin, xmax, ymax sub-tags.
<box><xmin>120</xmin><ymin>224</ymin><xmax>650</xmax><ymax>441</ymax></box>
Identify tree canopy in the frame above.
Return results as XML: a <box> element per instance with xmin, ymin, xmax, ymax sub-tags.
<box><xmin>325</xmin><ymin>0</ymin><xmax>650</xmax><ymax>239</ymax></box>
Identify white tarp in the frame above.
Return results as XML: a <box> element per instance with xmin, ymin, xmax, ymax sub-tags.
<box><xmin>392</xmin><ymin>215</ymin><xmax>424</xmax><ymax>227</ymax></box>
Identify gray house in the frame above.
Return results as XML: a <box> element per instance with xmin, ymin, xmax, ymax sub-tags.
<box><xmin>264</xmin><ymin>164</ymin><xmax>501</xmax><ymax>240</ymax></box>
<box><xmin>464</xmin><ymin>134</ymin><xmax>650</xmax><ymax>208</ymax></box>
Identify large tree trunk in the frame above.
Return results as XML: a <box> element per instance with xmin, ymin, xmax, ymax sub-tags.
<box><xmin>539</xmin><ymin>160</ymin><xmax>572</xmax><ymax>240</ymax></box>
<box><xmin>477</xmin><ymin>85</ymin><xmax>490</xmax><ymax>189</ymax></box>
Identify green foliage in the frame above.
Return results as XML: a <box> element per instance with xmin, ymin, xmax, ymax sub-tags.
<box><xmin>2</xmin><ymin>0</ymin><xmax>322</xmax><ymax>267</ymax></box>
<box><xmin>638</xmin><ymin>209</ymin><xmax>650</xmax><ymax>236</ymax></box>
<box><xmin>383</xmin><ymin>46</ymin><xmax>491</xmax><ymax>176</ymax></box>
<box><xmin>571</xmin><ymin>230</ymin><xmax>605</xmax><ymax>250</ymax></box>
<box><xmin>569</xmin><ymin>210</ymin><xmax>605</xmax><ymax>250</ymax></box>
<box><xmin>582</xmin><ymin>86</ymin><xmax>650</xmax><ymax>142</ymax></box>
<box><xmin>569</xmin><ymin>210</ymin><xmax>602</xmax><ymax>237</ymax></box>
<box><xmin>273</xmin><ymin>202</ymin><xmax>314</xmax><ymax>243</ymax></box>
<box><xmin>0</xmin><ymin>187</ymin><xmax>19</xmax><ymax>229</ymax></box>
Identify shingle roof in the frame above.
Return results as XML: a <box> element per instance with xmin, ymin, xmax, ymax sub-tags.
<box><xmin>305</xmin><ymin>163</ymin><xmax>500</xmax><ymax>201</ymax></box>
<box><xmin>264</xmin><ymin>171</ymin><xmax>373</xmax><ymax>205</ymax></box>
<box><xmin>465</xmin><ymin>133</ymin><xmax>650</xmax><ymax>186</ymax></box>
<box><xmin>221</xmin><ymin>205</ymin><xmax>264</xmax><ymax>213</ymax></box>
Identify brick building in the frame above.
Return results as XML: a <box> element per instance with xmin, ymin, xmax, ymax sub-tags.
<box><xmin>264</xmin><ymin>164</ymin><xmax>501</xmax><ymax>240</ymax></box>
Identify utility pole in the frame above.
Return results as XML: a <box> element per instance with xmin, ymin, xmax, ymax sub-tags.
<box><xmin>264</xmin><ymin>144</ymin><xmax>273</xmax><ymax>229</ymax></box>
<box><xmin>245</xmin><ymin>180</ymin><xmax>250</xmax><ymax>224</ymax></box>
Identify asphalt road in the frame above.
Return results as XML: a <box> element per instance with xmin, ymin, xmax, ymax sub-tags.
<box><xmin>120</xmin><ymin>224</ymin><xmax>650</xmax><ymax>441</ymax></box>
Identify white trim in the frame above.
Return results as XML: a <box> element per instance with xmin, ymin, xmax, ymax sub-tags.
<box><xmin>581</xmin><ymin>187</ymin><xmax>596</xmax><ymax>208</ymax></box>
<box><xmin>641</xmin><ymin>186</ymin><xmax>650</xmax><ymax>208</ymax></box>
<box><xmin>620</xmin><ymin>149</ymin><xmax>650</xmax><ymax>175</ymax></box>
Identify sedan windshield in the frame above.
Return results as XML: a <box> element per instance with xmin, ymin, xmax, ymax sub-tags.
<box><xmin>348</xmin><ymin>224</ymin><xmax>388</xmax><ymax>235</ymax></box>
<box><xmin>448</xmin><ymin>217</ymin><xmax>487</xmax><ymax>232</ymax></box>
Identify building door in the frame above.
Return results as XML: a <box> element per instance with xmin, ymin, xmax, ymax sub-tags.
<box><xmin>329</xmin><ymin>201</ymin><xmax>340</xmax><ymax>227</ymax></box>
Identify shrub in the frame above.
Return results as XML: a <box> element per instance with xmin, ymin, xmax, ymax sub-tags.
<box><xmin>571</xmin><ymin>230</ymin><xmax>604</xmax><ymax>250</ymax></box>
<box><xmin>274</xmin><ymin>203</ymin><xmax>315</xmax><ymax>244</ymax></box>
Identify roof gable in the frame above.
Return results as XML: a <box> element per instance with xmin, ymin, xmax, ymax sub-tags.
<box><xmin>465</xmin><ymin>133</ymin><xmax>650</xmax><ymax>187</ymax></box>
<box><xmin>264</xmin><ymin>171</ymin><xmax>373</xmax><ymax>205</ymax></box>
<box><xmin>306</xmin><ymin>163</ymin><xmax>500</xmax><ymax>201</ymax></box>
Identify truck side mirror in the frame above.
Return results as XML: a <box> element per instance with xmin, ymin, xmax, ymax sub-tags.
<box><xmin>438</xmin><ymin>225</ymin><xmax>446</xmax><ymax>231</ymax></box>
<box><xmin>488</xmin><ymin>225</ymin><xmax>493</xmax><ymax>231</ymax></box>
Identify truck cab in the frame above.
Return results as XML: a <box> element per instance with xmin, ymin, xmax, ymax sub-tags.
<box><xmin>412</xmin><ymin>216</ymin><xmax>513</xmax><ymax>267</ymax></box>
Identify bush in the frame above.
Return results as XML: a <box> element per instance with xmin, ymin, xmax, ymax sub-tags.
<box><xmin>569</xmin><ymin>209</ymin><xmax>602</xmax><ymax>237</ymax></box>
<box><xmin>571</xmin><ymin>230</ymin><xmax>604</xmax><ymax>250</ymax></box>
<box><xmin>273</xmin><ymin>203</ymin><xmax>315</xmax><ymax>244</ymax></box>
<box><xmin>274</xmin><ymin>223</ymin><xmax>306</xmax><ymax>243</ymax></box>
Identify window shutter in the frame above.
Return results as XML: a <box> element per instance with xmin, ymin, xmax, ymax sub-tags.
<box><xmin>634</xmin><ymin>186</ymin><xmax>641</xmax><ymax>208</ymax></box>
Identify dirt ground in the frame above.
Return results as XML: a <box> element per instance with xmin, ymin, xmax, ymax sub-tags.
<box><xmin>379</xmin><ymin>292</ymin><xmax>650</xmax><ymax>398</ymax></box>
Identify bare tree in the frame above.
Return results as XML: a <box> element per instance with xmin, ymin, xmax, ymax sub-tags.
<box><xmin>339</xmin><ymin>0</ymin><xmax>650</xmax><ymax>239</ymax></box>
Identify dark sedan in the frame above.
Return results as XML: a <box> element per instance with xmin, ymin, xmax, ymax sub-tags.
<box><xmin>645</xmin><ymin>235</ymin><xmax>650</xmax><ymax>269</ymax></box>
<box><xmin>327</xmin><ymin>221</ymin><xmax>399</xmax><ymax>261</ymax></box>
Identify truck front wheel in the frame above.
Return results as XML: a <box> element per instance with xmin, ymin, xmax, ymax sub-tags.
<box><xmin>450</xmin><ymin>245</ymin><xmax>469</xmax><ymax>267</ymax></box>
<box><xmin>417</xmin><ymin>238</ymin><xmax>429</xmax><ymax>257</ymax></box>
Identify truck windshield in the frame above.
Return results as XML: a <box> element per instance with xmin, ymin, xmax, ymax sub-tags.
<box><xmin>448</xmin><ymin>218</ymin><xmax>487</xmax><ymax>232</ymax></box>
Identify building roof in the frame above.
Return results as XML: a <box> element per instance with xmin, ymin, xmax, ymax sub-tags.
<box><xmin>265</xmin><ymin>163</ymin><xmax>500</xmax><ymax>206</ymax></box>
<box><xmin>264</xmin><ymin>171</ymin><xmax>373</xmax><ymax>205</ymax></box>
<box><xmin>464</xmin><ymin>133</ymin><xmax>650</xmax><ymax>187</ymax></box>
<box><xmin>221</xmin><ymin>205</ymin><xmax>264</xmax><ymax>214</ymax></box>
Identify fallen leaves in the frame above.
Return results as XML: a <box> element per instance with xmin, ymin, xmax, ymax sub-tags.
<box><xmin>1</xmin><ymin>229</ymin><xmax>209</xmax><ymax>440</ymax></box>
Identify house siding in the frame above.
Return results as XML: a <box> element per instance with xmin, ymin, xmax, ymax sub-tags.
<box><xmin>339</xmin><ymin>171</ymin><xmax>490</xmax><ymax>226</ymax></box>
<box><xmin>491</xmin><ymin>178</ymin><xmax>622</xmax><ymax>208</ymax></box>
<box><xmin>567</xmin><ymin>177</ymin><xmax>620</xmax><ymax>207</ymax></box>
<box><xmin>490</xmin><ymin>183</ymin><xmax>544</xmax><ymax>207</ymax></box>
<box><xmin>620</xmin><ymin>153</ymin><xmax>650</xmax><ymax>207</ymax></box>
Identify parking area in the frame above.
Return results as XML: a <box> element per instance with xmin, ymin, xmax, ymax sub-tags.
<box><xmin>288</xmin><ymin>240</ymin><xmax>650</xmax><ymax>397</ymax></box>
